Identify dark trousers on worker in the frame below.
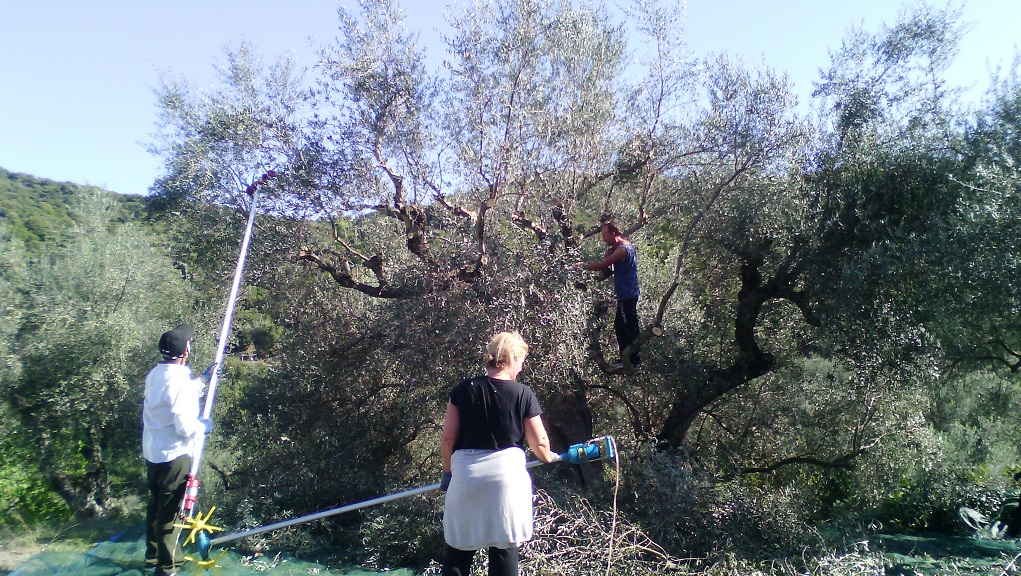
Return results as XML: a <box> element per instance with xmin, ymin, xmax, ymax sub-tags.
<box><xmin>442</xmin><ymin>544</ymin><xmax>519</xmax><ymax>576</ymax></box>
<box><xmin>615</xmin><ymin>297</ymin><xmax>641</xmax><ymax>366</ymax></box>
<box><xmin>146</xmin><ymin>455</ymin><xmax>191</xmax><ymax>573</ymax></box>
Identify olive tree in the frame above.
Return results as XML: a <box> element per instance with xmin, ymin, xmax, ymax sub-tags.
<box><xmin>0</xmin><ymin>221</ymin><xmax>27</xmax><ymax>390</ymax></box>
<box><xmin>941</xmin><ymin>57</ymin><xmax>1021</xmax><ymax>376</ymax></box>
<box><xmin>2</xmin><ymin>191</ymin><xmax>194</xmax><ymax>517</ymax></box>
<box><xmin>150</xmin><ymin>1</ymin><xmax>1007</xmax><ymax>551</ymax></box>
<box><xmin>919</xmin><ymin>57</ymin><xmax>1021</xmax><ymax>486</ymax></box>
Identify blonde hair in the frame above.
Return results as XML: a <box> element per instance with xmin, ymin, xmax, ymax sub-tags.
<box><xmin>485</xmin><ymin>331</ymin><xmax>529</xmax><ymax>369</ymax></box>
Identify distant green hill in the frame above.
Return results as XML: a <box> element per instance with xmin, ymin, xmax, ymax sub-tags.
<box><xmin>0</xmin><ymin>167</ymin><xmax>147</xmax><ymax>249</ymax></box>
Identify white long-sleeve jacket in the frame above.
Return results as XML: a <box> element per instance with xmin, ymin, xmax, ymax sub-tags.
<box><xmin>142</xmin><ymin>362</ymin><xmax>206</xmax><ymax>463</ymax></box>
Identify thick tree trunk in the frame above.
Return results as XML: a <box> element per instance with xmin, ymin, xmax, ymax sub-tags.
<box><xmin>657</xmin><ymin>262</ymin><xmax>778</xmax><ymax>448</ymax></box>
<box><xmin>35</xmin><ymin>426</ymin><xmax>118</xmax><ymax>518</ymax></box>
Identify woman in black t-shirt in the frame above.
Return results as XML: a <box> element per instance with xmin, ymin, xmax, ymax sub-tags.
<box><xmin>439</xmin><ymin>331</ymin><xmax>559</xmax><ymax>576</ymax></box>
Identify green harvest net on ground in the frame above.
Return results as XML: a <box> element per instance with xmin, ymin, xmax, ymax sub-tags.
<box><xmin>9</xmin><ymin>523</ymin><xmax>1021</xmax><ymax>575</ymax></box>
<box><xmin>10</xmin><ymin>524</ymin><xmax>415</xmax><ymax>576</ymax></box>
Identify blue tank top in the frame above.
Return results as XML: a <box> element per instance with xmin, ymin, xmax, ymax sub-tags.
<box><xmin>613</xmin><ymin>244</ymin><xmax>640</xmax><ymax>300</ymax></box>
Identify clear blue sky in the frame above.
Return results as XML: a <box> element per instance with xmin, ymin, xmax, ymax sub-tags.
<box><xmin>1</xmin><ymin>0</ymin><xmax>1016</xmax><ymax>197</ymax></box>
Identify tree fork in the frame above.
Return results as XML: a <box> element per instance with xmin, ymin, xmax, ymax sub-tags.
<box><xmin>658</xmin><ymin>259</ymin><xmax>815</xmax><ymax>448</ymax></box>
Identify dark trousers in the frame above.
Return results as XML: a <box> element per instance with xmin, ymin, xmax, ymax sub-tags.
<box><xmin>442</xmin><ymin>544</ymin><xmax>519</xmax><ymax>576</ymax></box>
<box><xmin>614</xmin><ymin>298</ymin><xmax>641</xmax><ymax>365</ymax></box>
<box><xmin>146</xmin><ymin>455</ymin><xmax>191</xmax><ymax>572</ymax></box>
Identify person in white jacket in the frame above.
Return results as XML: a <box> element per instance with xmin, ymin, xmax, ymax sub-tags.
<box><xmin>142</xmin><ymin>324</ymin><xmax>211</xmax><ymax>576</ymax></box>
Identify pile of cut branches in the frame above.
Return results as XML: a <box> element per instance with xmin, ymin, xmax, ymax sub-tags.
<box><xmin>522</xmin><ymin>489</ymin><xmax>685</xmax><ymax>575</ymax></box>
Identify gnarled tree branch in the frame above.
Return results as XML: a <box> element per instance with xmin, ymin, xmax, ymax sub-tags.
<box><xmin>296</xmin><ymin>246</ymin><xmax>412</xmax><ymax>298</ymax></box>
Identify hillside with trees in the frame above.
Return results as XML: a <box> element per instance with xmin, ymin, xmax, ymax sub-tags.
<box><xmin>0</xmin><ymin>168</ymin><xmax>147</xmax><ymax>250</ymax></box>
<box><xmin>2</xmin><ymin>1</ymin><xmax>1020</xmax><ymax>574</ymax></box>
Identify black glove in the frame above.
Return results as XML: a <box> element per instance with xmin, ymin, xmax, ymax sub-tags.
<box><xmin>200</xmin><ymin>362</ymin><xmax>218</xmax><ymax>385</ymax></box>
<box><xmin>440</xmin><ymin>472</ymin><xmax>452</xmax><ymax>491</ymax></box>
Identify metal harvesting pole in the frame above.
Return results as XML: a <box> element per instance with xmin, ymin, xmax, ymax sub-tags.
<box><xmin>184</xmin><ymin>436</ymin><xmax>618</xmax><ymax>572</ymax></box>
<box><xmin>199</xmin><ymin>436</ymin><xmax>617</xmax><ymax>553</ymax></box>
<box><xmin>180</xmin><ymin>172</ymin><xmax>276</xmax><ymax>518</ymax></box>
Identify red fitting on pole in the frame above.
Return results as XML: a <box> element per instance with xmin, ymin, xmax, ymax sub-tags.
<box><xmin>182</xmin><ymin>475</ymin><xmax>200</xmax><ymax>516</ymax></box>
<box><xmin>245</xmin><ymin>170</ymin><xmax>281</xmax><ymax>196</ymax></box>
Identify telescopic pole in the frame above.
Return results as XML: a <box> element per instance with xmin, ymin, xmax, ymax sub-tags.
<box><xmin>180</xmin><ymin>175</ymin><xmax>271</xmax><ymax>518</ymax></box>
<box><xmin>206</xmin><ymin>436</ymin><xmax>617</xmax><ymax>548</ymax></box>
<box><xmin>209</xmin><ymin>460</ymin><xmax>545</xmax><ymax>546</ymax></box>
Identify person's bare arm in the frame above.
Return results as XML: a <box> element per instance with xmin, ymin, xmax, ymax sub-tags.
<box><xmin>524</xmin><ymin>415</ymin><xmax>559</xmax><ymax>463</ymax></box>
<box><xmin>441</xmin><ymin>402</ymin><xmax>459</xmax><ymax>473</ymax></box>
<box><xmin>578</xmin><ymin>245</ymin><xmax>627</xmax><ymax>271</ymax></box>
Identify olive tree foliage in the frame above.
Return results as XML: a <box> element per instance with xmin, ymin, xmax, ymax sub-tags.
<box><xmin>0</xmin><ymin>225</ymin><xmax>71</xmax><ymax>525</ymax></box>
<box><xmin>809</xmin><ymin>2</ymin><xmax>970</xmax><ymax>313</ymax></box>
<box><xmin>0</xmin><ymin>221</ymin><xmax>27</xmax><ymax>389</ymax></box>
<box><xmin>0</xmin><ymin>224</ymin><xmax>30</xmax><ymax>509</ymax></box>
<box><xmin>148</xmin><ymin>40</ymin><xmax>304</xmax><ymax>283</ymax></box>
<box><xmin>921</xmin><ymin>56</ymin><xmax>1021</xmax><ymax>483</ymax></box>
<box><xmin>728</xmin><ymin>4</ymin><xmax>1021</xmax><ymax>509</ymax></box>
<box><xmin>640</xmin><ymin>55</ymin><xmax>815</xmax><ymax>449</ymax></box>
<box><xmin>941</xmin><ymin>57</ymin><xmax>1021</xmax><ymax>376</ymax></box>
<box><xmin>1</xmin><ymin>190</ymin><xmax>195</xmax><ymax>518</ymax></box>
<box><xmin>630</xmin><ymin>2</ymin><xmax>985</xmax><ymax>484</ymax></box>
<box><xmin>813</xmin><ymin>2</ymin><xmax>966</xmax><ymax>149</ymax></box>
<box><xmin>151</xmin><ymin>41</ymin><xmax>302</xmax><ymax>208</ymax></box>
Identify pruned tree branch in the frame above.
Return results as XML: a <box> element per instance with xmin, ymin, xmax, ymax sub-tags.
<box><xmin>296</xmin><ymin>246</ymin><xmax>411</xmax><ymax>298</ymax></box>
<box><xmin>739</xmin><ymin>451</ymin><xmax>862</xmax><ymax>475</ymax></box>
<box><xmin>512</xmin><ymin>211</ymin><xmax>547</xmax><ymax>243</ymax></box>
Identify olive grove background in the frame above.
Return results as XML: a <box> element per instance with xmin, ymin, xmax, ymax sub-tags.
<box><xmin>2</xmin><ymin>0</ymin><xmax>1020</xmax><ymax>571</ymax></box>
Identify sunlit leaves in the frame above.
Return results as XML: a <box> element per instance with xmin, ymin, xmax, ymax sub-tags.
<box><xmin>151</xmin><ymin>41</ymin><xmax>304</xmax><ymax>209</ymax></box>
<box><xmin>814</xmin><ymin>3</ymin><xmax>966</xmax><ymax>148</ymax></box>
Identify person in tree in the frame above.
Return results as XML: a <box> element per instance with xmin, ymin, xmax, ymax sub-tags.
<box><xmin>142</xmin><ymin>324</ymin><xmax>212</xmax><ymax>576</ymax></box>
<box><xmin>439</xmin><ymin>331</ymin><xmax>560</xmax><ymax>576</ymax></box>
<box><xmin>577</xmin><ymin>220</ymin><xmax>642</xmax><ymax>368</ymax></box>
